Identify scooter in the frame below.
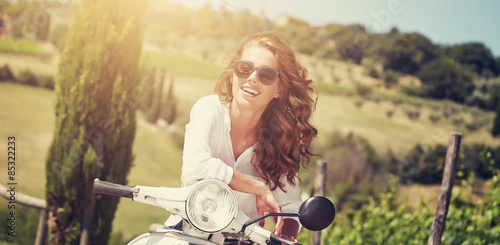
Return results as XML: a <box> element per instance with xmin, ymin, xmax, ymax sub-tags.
<box><xmin>93</xmin><ymin>178</ymin><xmax>335</xmax><ymax>245</ymax></box>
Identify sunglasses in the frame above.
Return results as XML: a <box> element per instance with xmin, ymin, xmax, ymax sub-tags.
<box><xmin>233</xmin><ymin>60</ymin><xmax>280</xmax><ymax>85</ymax></box>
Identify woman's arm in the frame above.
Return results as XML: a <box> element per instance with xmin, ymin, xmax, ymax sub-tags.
<box><xmin>182</xmin><ymin>96</ymin><xmax>234</xmax><ymax>186</ymax></box>
<box><xmin>228</xmin><ymin>170</ymin><xmax>285</xmax><ymax>235</ymax></box>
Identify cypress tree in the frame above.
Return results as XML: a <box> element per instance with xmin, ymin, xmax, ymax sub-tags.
<box><xmin>145</xmin><ymin>67</ymin><xmax>165</xmax><ymax>123</ymax></box>
<box><xmin>161</xmin><ymin>75</ymin><xmax>177</xmax><ymax>125</ymax></box>
<box><xmin>45</xmin><ymin>0</ymin><xmax>147</xmax><ymax>244</ymax></box>
<box><xmin>493</xmin><ymin>103</ymin><xmax>500</xmax><ymax>137</ymax></box>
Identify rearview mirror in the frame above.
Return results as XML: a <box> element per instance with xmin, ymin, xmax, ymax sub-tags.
<box><xmin>298</xmin><ymin>196</ymin><xmax>335</xmax><ymax>231</ymax></box>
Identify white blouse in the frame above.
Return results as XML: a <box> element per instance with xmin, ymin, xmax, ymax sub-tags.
<box><xmin>181</xmin><ymin>95</ymin><xmax>303</xmax><ymax>222</ymax></box>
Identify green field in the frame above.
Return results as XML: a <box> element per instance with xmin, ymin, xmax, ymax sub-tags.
<box><xmin>0</xmin><ymin>49</ymin><xmax>497</xmax><ymax>242</ymax></box>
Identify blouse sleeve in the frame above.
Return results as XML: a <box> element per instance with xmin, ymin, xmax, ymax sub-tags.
<box><xmin>181</xmin><ymin>96</ymin><xmax>234</xmax><ymax>186</ymax></box>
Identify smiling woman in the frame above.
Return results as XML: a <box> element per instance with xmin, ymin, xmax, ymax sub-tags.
<box><xmin>177</xmin><ymin>31</ymin><xmax>318</xmax><ymax>243</ymax></box>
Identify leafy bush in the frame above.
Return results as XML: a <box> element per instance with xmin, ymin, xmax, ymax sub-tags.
<box><xmin>429</xmin><ymin>112</ymin><xmax>442</xmax><ymax>123</ymax></box>
<box><xmin>442</xmin><ymin>102</ymin><xmax>461</xmax><ymax>119</ymax></box>
<box><xmin>0</xmin><ymin>64</ymin><xmax>16</xmax><ymax>81</ymax></box>
<box><xmin>429</xmin><ymin>103</ymin><xmax>441</xmax><ymax>111</ymax></box>
<box><xmin>441</xmin><ymin>175</ymin><xmax>500</xmax><ymax>244</ymax></box>
<box><xmin>0</xmin><ymin>205</ymin><xmax>41</xmax><ymax>244</ymax></box>
<box><xmin>354</xmin><ymin>97</ymin><xmax>364</xmax><ymax>108</ymax></box>
<box><xmin>391</xmin><ymin>142</ymin><xmax>500</xmax><ymax>185</ymax></box>
<box><xmin>159</xmin><ymin>75</ymin><xmax>177</xmax><ymax>124</ymax></box>
<box><xmin>401</xmin><ymin>83</ymin><xmax>425</xmax><ymax>96</ymax></box>
<box><xmin>392</xmin><ymin>143</ymin><xmax>448</xmax><ymax>184</ymax></box>
<box><xmin>382</xmin><ymin>69</ymin><xmax>400</xmax><ymax>89</ymax></box>
<box><xmin>418</xmin><ymin>58</ymin><xmax>475</xmax><ymax>103</ymax></box>
<box><xmin>39</xmin><ymin>75</ymin><xmax>55</xmax><ymax>89</ymax></box>
<box><xmin>355</xmin><ymin>83</ymin><xmax>372</xmax><ymax>97</ymax></box>
<box><xmin>451</xmin><ymin>115</ymin><xmax>464</xmax><ymax>127</ymax></box>
<box><xmin>324</xmin><ymin>190</ymin><xmax>434</xmax><ymax>245</ymax></box>
<box><xmin>391</xmin><ymin>97</ymin><xmax>403</xmax><ymax>106</ymax></box>
<box><xmin>465</xmin><ymin>120</ymin><xmax>482</xmax><ymax>132</ymax></box>
<box><xmin>320</xmin><ymin>131</ymin><xmax>388</xmax><ymax>210</ymax></box>
<box><xmin>316</xmin><ymin>173</ymin><xmax>500</xmax><ymax>245</ymax></box>
<box><xmin>17</xmin><ymin>69</ymin><xmax>39</xmax><ymax>86</ymax></box>
<box><xmin>462</xmin><ymin>144</ymin><xmax>500</xmax><ymax>179</ymax></box>
<box><xmin>402</xmin><ymin>105</ymin><xmax>421</xmax><ymax>120</ymax></box>
<box><xmin>362</xmin><ymin>58</ymin><xmax>381</xmax><ymax>79</ymax></box>
<box><xmin>386</xmin><ymin>108</ymin><xmax>395</xmax><ymax>118</ymax></box>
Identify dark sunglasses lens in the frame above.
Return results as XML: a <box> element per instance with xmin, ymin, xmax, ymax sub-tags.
<box><xmin>259</xmin><ymin>68</ymin><xmax>277</xmax><ymax>85</ymax></box>
<box><xmin>235</xmin><ymin>61</ymin><xmax>253</xmax><ymax>77</ymax></box>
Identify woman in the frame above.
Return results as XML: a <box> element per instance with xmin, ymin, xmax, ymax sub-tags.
<box><xmin>181</xmin><ymin>31</ymin><xmax>318</xmax><ymax>242</ymax></box>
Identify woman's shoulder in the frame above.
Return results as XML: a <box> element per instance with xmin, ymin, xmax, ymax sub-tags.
<box><xmin>191</xmin><ymin>95</ymin><xmax>228</xmax><ymax>114</ymax></box>
<box><xmin>195</xmin><ymin>94</ymin><xmax>220</xmax><ymax>105</ymax></box>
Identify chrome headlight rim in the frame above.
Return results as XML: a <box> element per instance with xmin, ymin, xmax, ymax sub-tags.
<box><xmin>185</xmin><ymin>180</ymin><xmax>238</xmax><ymax>233</ymax></box>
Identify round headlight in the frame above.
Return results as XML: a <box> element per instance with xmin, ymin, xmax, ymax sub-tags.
<box><xmin>186</xmin><ymin>180</ymin><xmax>238</xmax><ymax>232</ymax></box>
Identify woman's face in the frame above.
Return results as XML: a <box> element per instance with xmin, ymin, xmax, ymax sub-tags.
<box><xmin>231</xmin><ymin>46</ymin><xmax>280</xmax><ymax>112</ymax></box>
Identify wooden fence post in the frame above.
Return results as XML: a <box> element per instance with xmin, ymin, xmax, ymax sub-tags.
<box><xmin>0</xmin><ymin>183</ymin><xmax>47</xmax><ymax>245</ymax></box>
<box><xmin>428</xmin><ymin>132</ymin><xmax>462</xmax><ymax>245</ymax></box>
<box><xmin>311</xmin><ymin>159</ymin><xmax>327</xmax><ymax>245</ymax></box>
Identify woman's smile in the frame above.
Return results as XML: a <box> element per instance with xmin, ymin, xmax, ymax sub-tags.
<box><xmin>241</xmin><ymin>85</ymin><xmax>261</xmax><ymax>96</ymax></box>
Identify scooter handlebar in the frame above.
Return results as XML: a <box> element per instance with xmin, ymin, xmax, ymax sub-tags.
<box><xmin>93</xmin><ymin>178</ymin><xmax>138</xmax><ymax>199</ymax></box>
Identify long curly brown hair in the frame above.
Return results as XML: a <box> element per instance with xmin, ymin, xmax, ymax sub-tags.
<box><xmin>215</xmin><ymin>31</ymin><xmax>318</xmax><ymax>191</ymax></box>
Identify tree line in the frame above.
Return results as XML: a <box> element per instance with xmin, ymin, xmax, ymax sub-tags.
<box><xmin>141</xmin><ymin>0</ymin><xmax>500</xmax><ymax>137</ymax></box>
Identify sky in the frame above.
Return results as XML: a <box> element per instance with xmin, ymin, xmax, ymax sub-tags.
<box><xmin>169</xmin><ymin>0</ymin><xmax>500</xmax><ymax>57</ymax></box>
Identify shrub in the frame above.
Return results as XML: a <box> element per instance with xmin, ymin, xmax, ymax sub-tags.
<box><xmin>159</xmin><ymin>75</ymin><xmax>177</xmax><ymax>125</ymax></box>
<box><xmin>465</xmin><ymin>121</ymin><xmax>482</xmax><ymax>132</ymax></box>
<box><xmin>39</xmin><ymin>75</ymin><xmax>55</xmax><ymax>89</ymax></box>
<box><xmin>442</xmin><ymin>103</ymin><xmax>461</xmax><ymax>119</ymax></box>
<box><xmin>0</xmin><ymin>64</ymin><xmax>16</xmax><ymax>82</ymax></box>
<box><xmin>418</xmin><ymin>57</ymin><xmax>475</xmax><ymax>103</ymax></box>
<box><xmin>354</xmin><ymin>97</ymin><xmax>364</xmax><ymax>108</ymax></box>
<box><xmin>321</xmin><ymin>131</ymin><xmax>388</xmax><ymax>211</ymax></box>
<box><xmin>382</xmin><ymin>69</ymin><xmax>400</xmax><ymax>88</ymax></box>
<box><xmin>398</xmin><ymin>144</ymin><xmax>448</xmax><ymax>184</ymax></box>
<box><xmin>429</xmin><ymin>103</ymin><xmax>441</xmax><ymax>111</ymax></box>
<box><xmin>391</xmin><ymin>97</ymin><xmax>403</xmax><ymax>106</ymax></box>
<box><xmin>411</xmin><ymin>101</ymin><xmax>422</xmax><ymax>108</ymax></box>
<box><xmin>362</xmin><ymin>58</ymin><xmax>381</xmax><ymax>79</ymax></box>
<box><xmin>401</xmin><ymin>83</ymin><xmax>425</xmax><ymax>96</ymax></box>
<box><xmin>386</xmin><ymin>108</ymin><xmax>395</xmax><ymax>118</ymax></box>
<box><xmin>451</xmin><ymin>115</ymin><xmax>464</xmax><ymax>127</ymax></box>
<box><xmin>355</xmin><ymin>83</ymin><xmax>372</xmax><ymax>97</ymax></box>
<box><xmin>429</xmin><ymin>112</ymin><xmax>442</xmax><ymax>123</ymax></box>
<box><xmin>462</xmin><ymin>144</ymin><xmax>500</xmax><ymax>179</ymax></box>
<box><xmin>319</xmin><ymin>172</ymin><xmax>500</xmax><ymax>245</ymax></box>
<box><xmin>0</xmin><ymin>205</ymin><xmax>40</xmax><ymax>244</ymax></box>
<box><xmin>402</xmin><ymin>105</ymin><xmax>420</xmax><ymax>120</ymax></box>
<box><xmin>17</xmin><ymin>69</ymin><xmax>39</xmax><ymax>86</ymax></box>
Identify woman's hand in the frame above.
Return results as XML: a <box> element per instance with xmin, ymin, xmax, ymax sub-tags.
<box><xmin>255</xmin><ymin>189</ymin><xmax>284</xmax><ymax>235</ymax></box>
<box><xmin>280</xmin><ymin>234</ymin><xmax>298</xmax><ymax>245</ymax></box>
<box><xmin>228</xmin><ymin>170</ymin><xmax>286</xmax><ymax>236</ymax></box>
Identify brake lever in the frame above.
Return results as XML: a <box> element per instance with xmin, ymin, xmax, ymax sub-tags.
<box><xmin>241</xmin><ymin>213</ymin><xmax>298</xmax><ymax>233</ymax></box>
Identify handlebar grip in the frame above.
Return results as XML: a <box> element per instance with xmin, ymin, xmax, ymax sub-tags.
<box><xmin>269</xmin><ymin>233</ymin><xmax>302</xmax><ymax>245</ymax></box>
<box><xmin>93</xmin><ymin>178</ymin><xmax>138</xmax><ymax>199</ymax></box>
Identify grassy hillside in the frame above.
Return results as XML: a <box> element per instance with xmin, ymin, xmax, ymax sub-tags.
<box><xmin>0</xmin><ymin>48</ymin><xmax>497</xmax><ymax>242</ymax></box>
